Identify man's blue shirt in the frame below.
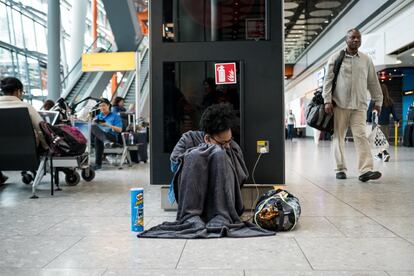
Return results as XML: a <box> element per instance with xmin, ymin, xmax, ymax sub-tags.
<box><xmin>96</xmin><ymin>112</ymin><xmax>123</xmax><ymax>137</ymax></box>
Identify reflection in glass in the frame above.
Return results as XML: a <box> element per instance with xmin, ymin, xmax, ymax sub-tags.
<box><xmin>163</xmin><ymin>0</ymin><xmax>268</xmax><ymax>42</ymax></box>
<box><xmin>163</xmin><ymin>61</ymin><xmax>241</xmax><ymax>152</ymax></box>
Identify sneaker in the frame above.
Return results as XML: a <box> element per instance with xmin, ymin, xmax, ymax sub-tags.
<box><xmin>374</xmin><ymin>153</ymin><xmax>383</xmax><ymax>161</ymax></box>
<box><xmin>92</xmin><ymin>164</ymin><xmax>102</xmax><ymax>171</ymax></box>
<box><xmin>359</xmin><ymin>171</ymin><xmax>382</xmax><ymax>182</ymax></box>
<box><xmin>336</xmin><ymin>172</ymin><xmax>347</xmax><ymax>179</ymax></box>
<box><xmin>383</xmin><ymin>153</ymin><xmax>390</xmax><ymax>162</ymax></box>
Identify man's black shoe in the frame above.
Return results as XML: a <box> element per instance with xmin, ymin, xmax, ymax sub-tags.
<box><xmin>359</xmin><ymin>171</ymin><xmax>381</xmax><ymax>182</ymax></box>
<box><xmin>336</xmin><ymin>172</ymin><xmax>347</xmax><ymax>179</ymax></box>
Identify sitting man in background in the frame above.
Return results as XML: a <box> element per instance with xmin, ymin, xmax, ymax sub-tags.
<box><xmin>0</xmin><ymin>77</ymin><xmax>48</xmax><ymax>184</ymax></box>
<box><xmin>91</xmin><ymin>98</ymin><xmax>123</xmax><ymax>170</ymax></box>
<box><xmin>139</xmin><ymin>104</ymin><xmax>274</xmax><ymax>239</ymax></box>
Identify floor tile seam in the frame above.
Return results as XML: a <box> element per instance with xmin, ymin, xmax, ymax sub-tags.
<box><xmin>363</xmin><ymin>217</ymin><xmax>414</xmax><ymax>245</ymax></box>
<box><xmin>34</xmin><ymin>216</ymin><xmax>70</xmax><ymax>236</ymax></box>
<box><xmin>100</xmin><ymin>267</ymin><xmax>109</xmax><ymax>276</ymax></box>
<box><xmin>290</xmin><ymin>168</ymin><xmax>371</xmax><ymax>217</ymax></box>
<box><xmin>384</xmin><ymin>271</ymin><xmax>391</xmax><ymax>276</ymax></box>
<box><xmin>41</xmin><ymin>236</ymin><xmax>86</xmax><ymax>269</ymax></box>
<box><xmin>323</xmin><ymin>216</ymin><xmax>348</xmax><ymax>238</ymax></box>
<box><xmin>292</xmin><ymin>237</ymin><xmax>315</xmax><ymax>271</ymax></box>
<box><xmin>175</xmin><ymin>240</ymin><xmax>188</xmax><ymax>269</ymax></box>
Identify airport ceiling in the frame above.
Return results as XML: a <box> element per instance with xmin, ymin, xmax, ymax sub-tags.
<box><xmin>284</xmin><ymin>0</ymin><xmax>353</xmax><ymax>63</ymax></box>
<box><xmin>132</xmin><ymin>0</ymin><xmax>353</xmax><ymax>64</ymax></box>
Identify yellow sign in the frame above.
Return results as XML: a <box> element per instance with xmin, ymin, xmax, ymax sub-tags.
<box><xmin>82</xmin><ymin>52</ymin><xmax>136</xmax><ymax>72</ymax></box>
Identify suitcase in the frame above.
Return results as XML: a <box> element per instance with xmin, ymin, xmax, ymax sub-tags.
<box><xmin>130</xmin><ymin>131</ymin><xmax>148</xmax><ymax>163</ymax></box>
<box><xmin>403</xmin><ymin>124</ymin><xmax>413</xmax><ymax>147</ymax></box>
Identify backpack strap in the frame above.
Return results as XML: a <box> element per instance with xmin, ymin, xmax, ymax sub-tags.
<box><xmin>331</xmin><ymin>50</ymin><xmax>346</xmax><ymax>96</ymax></box>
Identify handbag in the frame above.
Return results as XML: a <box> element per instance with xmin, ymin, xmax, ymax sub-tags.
<box><xmin>305</xmin><ymin>50</ymin><xmax>346</xmax><ymax>134</ymax></box>
<box><xmin>253</xmin><ymin>189</ymin><xmax>301</xmax><ymax>232</ymax></box>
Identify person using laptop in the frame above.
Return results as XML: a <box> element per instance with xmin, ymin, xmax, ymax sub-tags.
<box><xmin>0</xmin><ymin>77</ymin><xmax>48</xmax><ymax>184</ymax></box>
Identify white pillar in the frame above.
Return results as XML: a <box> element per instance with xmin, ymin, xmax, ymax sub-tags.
<box><xmin>68</xmin><ymin>0</ymin><xmax>87</xmax><ymax>71</ymax></box>
<box><xmin>47</xmin><ymin>0</ymin><xmax>61</xmax><ymax>101</ymax></box>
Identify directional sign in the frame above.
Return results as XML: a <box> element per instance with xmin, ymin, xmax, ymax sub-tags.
<box><xmin>82</xmin><ymin>52</ymin><xmax>136</xmax><ymax>72</ymax></box>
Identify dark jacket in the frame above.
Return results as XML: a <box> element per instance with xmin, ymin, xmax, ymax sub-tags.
<box><xmin>367</xmin><ymin>100</ymin><xmax>399</xmax><ymax>125</ymax></box>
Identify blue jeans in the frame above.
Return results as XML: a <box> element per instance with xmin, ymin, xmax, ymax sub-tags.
<box><xmin>287</xmin><ymin>124</ymin><xmax>294</xmax><ymax>140</ymax></box>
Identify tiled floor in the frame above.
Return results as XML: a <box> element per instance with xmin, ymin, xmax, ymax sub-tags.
<box><xmin>0</xmin><ymin>140</ymin><xmax>414</xmax><ymax>275</ymax></box>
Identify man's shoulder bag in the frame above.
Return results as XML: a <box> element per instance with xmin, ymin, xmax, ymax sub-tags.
<box><xmin>305</xmin><ymin>50</ymin><xmax>346</xmax><ymax>134</ymax></box>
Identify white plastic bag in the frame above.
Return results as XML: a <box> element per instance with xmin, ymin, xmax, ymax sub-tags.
<box><xmin>368</xmin><ymin>111</ymin><xmax>389</xmax><ymax>150</ymax></box>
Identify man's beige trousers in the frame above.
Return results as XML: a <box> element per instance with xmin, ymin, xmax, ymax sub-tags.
<box><xmin>333</xmin><ymin>106</ymin><xmax>373</xmax><ymax>174</ymax></box>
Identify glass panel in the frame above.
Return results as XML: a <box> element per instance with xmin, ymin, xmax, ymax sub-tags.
<box><xmin>27</xmin><ymin>57</ymin><xmax>41</xmax><ymax>94</ymax></box>
<box><xmin>16</xmin><ymin>53</ymin><xmax>29</xmax><ymax>90</ymax></box>
<box><xmin>163</xmin><ymin>0</ymin><xmax>268</xmax><ymax>42</ymax></box>
<box><xmin>0</xmin><ymin>47</ymin><xmax>14</xmax><ymax>79</ymax></box>
<box><xmin>0</xmin><ymin>3</ymin><xmax>10</xmax><ymax>44</ymax></box>
<box><xmin>22</xmin><ymin>15</ymin><xmax>37</xmax><ymax>51</ymax></box>
<box><xmin>163</xmin><ymin>61</ymin><xmax>241</xmax><ymax>152</ymax></box>
<box><xmin>11</xmin><ymin>10</ymin><xmax>24</xmax><ymax>48</ymax></box>
<box><xmin>34</xmin><ymin>22</ymin><xmax>47</xmax><ymax>54</ymax></box>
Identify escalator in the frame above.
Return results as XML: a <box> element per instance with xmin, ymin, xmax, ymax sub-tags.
<box><xmin>114</xmin><ymin>38</ymin><xmax>150</xmax><ymax>118</ymax></box>
<box><xmin>63</xmin><ymin>72</ymin><xmax>92</xmax><ymax>104</ymax></box>
<box><xmin>61</xmin><ymin>40</ymin><xmax>114</xmax><ymax>107</ymax></box>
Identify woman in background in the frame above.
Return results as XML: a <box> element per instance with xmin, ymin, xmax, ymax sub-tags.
<box><xmin>367</xmin><ymin>83</ymin><xmax>400</xmax><ymax>162</ymax></box>
<box><xmin>111</xmin><ymin>97</ymin><xmax>126</xmax><ymax>114</ymax></box>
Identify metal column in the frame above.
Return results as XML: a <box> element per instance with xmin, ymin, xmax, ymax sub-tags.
<box><xmin>47</xmin><ymin>0</ymin><xmax>61</xmax><ymax>101</ymax></box>
<box><xmin>68</xmin><ymin>0</ymin><xmax>87</xmax><ymax>70</ymax></box>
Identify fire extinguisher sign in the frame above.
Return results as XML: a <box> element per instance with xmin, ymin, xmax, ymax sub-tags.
<box><xmin>215</xmin><ymin>63</ymin><xmax>237</xmax><ymax>85</ymax></box>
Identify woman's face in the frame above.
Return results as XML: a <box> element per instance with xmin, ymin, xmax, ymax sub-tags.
<box><xmin>119</xmin><ymin>100</ymin><xmax>125</xmax><ymax>107</ymax></box>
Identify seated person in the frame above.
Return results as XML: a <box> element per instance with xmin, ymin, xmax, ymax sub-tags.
<box><xmin>111</xmin><ymin>97</ymin><xmax>127</xmax><ymax>114</ymax></box>
<box><xmin>0</xmin><ymin>77</ymin><xmax>48</xmax><ymax>184</ymax></box>
<box><xmin>42</xmin><ymin>99</ymin><xmax>55</xmax><ymax>111</ymax></box>
<box><xmin>138</xmin><ymin>104</ymin><xmax>274</xmax><ymax>239</ymax></box>
<box><xmin>91</xmin><ymin>98</ymin><xmax>123</xmax><ymax>170</ymax></box>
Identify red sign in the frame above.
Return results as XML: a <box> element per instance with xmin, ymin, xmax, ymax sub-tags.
<box><xmin>215</xmin><ymin>63</ymin><xmax>237</xmax><ymax>85</ymax></box>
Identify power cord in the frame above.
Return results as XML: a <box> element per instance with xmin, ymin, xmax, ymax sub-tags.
<box><xmin>245</xmin><ymin>152</ymin><xmax>263</xmax><ymax>221</ymax></box>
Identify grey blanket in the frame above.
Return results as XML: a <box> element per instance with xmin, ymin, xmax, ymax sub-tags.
<box><xmin>138</xmin><ymin>131</ymin><xmax>275</xmax><ymax>238</ymax></box>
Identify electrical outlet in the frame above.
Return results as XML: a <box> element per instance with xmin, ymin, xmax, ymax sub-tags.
<box><xmin>257</xmin><ymin>140</ymin><xmax>269</xmax><ymax>154</ymax></box>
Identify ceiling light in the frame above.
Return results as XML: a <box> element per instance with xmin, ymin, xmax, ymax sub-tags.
<box><xmin>396</xmin><ymin>60</ymin><xmax>402</xmax><ymax>64</ymax></box>
<box><xmin>394</xmin><ymin>69</ymin><xmax>397</xmax><ymax>72</ymax></box>
<box><xmin>411</xmin><ymin>53</ymin><xmax>414</xmax><ymax>57</ymax></box>
<box><xmin>324</xmin><ymin>20</ymin><xmax>329</xmax><ymax>23</ymax></box>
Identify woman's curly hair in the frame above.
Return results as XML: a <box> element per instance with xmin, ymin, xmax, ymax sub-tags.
<box><xmin>199</xmin><ymin>103</ymin><xmax>237</xmax><ymax>135</ymax></box>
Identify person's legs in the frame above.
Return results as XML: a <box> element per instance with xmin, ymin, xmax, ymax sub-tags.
<box><xmin>333</xmin><ymin>107</ymin><xmax>351</xmax><ymax>174</ymax></box>
<box><xmin>350</xmin><ymin>110</ymin><xmax>380</xmax><ymax>181</ymax></box>
<box><xmin>288</xmin><ymin>124</ymin><xmax>294</xmax><ymax>140</ymax></box>
<box><xmin>379</xmin><ymin>124</ymin><xmax>390</xmax><ymax>161</ymax></box>
<box><xmin>91</xmin><ymin>125</ymin><xmax>117</xmax><ymax>167</ymax></box>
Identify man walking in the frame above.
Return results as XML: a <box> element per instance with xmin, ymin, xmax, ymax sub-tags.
<box><xmin>323</xmin><ymin>28</ymin><xmax>383</xmax><ymax>182</ymax></box>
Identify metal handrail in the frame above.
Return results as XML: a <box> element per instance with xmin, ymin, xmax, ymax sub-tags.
<box><xmin>61</xmin><ymin>36</ymin><xmax>110</xmax><ymax>87</ymax></box>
